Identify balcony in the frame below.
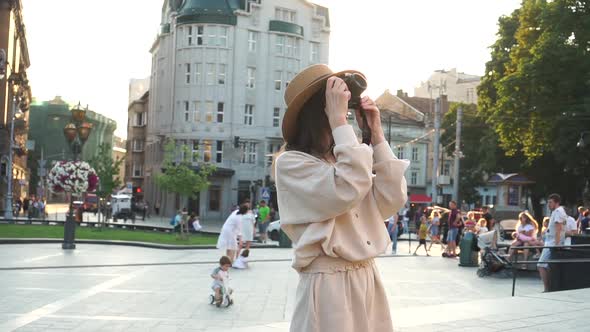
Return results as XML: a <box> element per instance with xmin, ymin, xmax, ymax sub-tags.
<box><xmin>269</xmin><ymin>20</ymin><xmax>304</xmax><ymax>37</ymax></box>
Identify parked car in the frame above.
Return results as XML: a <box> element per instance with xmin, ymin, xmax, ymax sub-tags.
<box><xmin>267</xmin><ymin>220</ymin><xmax>281</xmax><ymax>241</ymax></box>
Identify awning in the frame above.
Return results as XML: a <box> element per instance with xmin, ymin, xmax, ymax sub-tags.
<box><xmin>409</xmin><ymin>194</ymin><xmax>432</xmax><ymax>204</ymax></box>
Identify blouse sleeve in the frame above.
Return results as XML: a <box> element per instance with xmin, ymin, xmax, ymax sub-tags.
<box><xmin>276</xmin><ymin>125</ymin><xmax>373</xmax><ymax>225</ymax></box>
<box><xmin>371</xmin><ymin>141</ymin><xmax>410</xmax><ymax>220</ymax></box>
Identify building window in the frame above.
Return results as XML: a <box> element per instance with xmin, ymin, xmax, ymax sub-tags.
<box><xmin>192</xmin><ymin>140</ymin><xmax>200</xmax><ymax>162</ymax></box>
<box><xmin>132</xmin><ymin>163</ymin><xmax>143</xmax><ymax>177</ymax></box>
<box><xmin>310</xmin><ymin>42</ymin><xmax>319</xmax><ymax>63</ymax></box>
<box><xmin>246</xmin><ymin>67</ymin><xmax>256</xmax><ymax>88</ymax></box>
<box><xmin>276</xmin><ymin>35</ymin><xmax>285</xmax><ymax>55</ymax></box>
<box><xmin>216</xmin><ymin>140</ymin><xmax>223</xmax><ymax>163</ymax></box>
<box><xmin>134</xmin><ymin>112</ymin><xmax>145</xmax><ymax>126</ymax></box>
<box><xmin>273</xmin><ymin>107</ymin><xmax>280</xmax><ymax>127</ymax></box>
<box><xmin>248</xmin><ymin>31</ymin><xmax>257</xmax><ymax>52</ymax></box>
<box><xmin>218</xmin><ymin>64</ymin><xmax>226</xmax><ymax>85</ymax></box>
<box><xmin>208</xmin><ymin>185</ymin><xmax>221</xmax><ymax>211</ymax></box>
<box><xmin>285</xmin><ymin>37</ymin><xmax>293</xmax><ymax>57</ymax></box>
<box><xmin>492</xmin><ymin>195</ymin><xmax>497</xmax><ymax>205</ymax></box>
<box><xmin>412</xmin><ymin>147</ymin><xmax>418</xmax><ymax>161</ymax></box>
<box><xmin>187</xmin><ymin>26</ymin><xmax>193</xmax><ymax>46</ymax></box>
<box><xmin>411</xmin><ymin>171</ymin><xmax>417</xmax><ymax>185</ymax></box>
<box><xmin>218</xmin><ymin>26</ymin><xmax>228</xmax><ymax>47</ymax></box>
<box><xmin>132</xmin><ymin>139</ymin><xmax>144</xmax><ymax>152</ymax></box>
<box><xmin>203</xmin><ymin>140</ymin><xmax>212</xmax><ymax>163</ymax></box>
<box><xmin>196</xmin><ymin>26</ymin><xmax>204</xmax><ymax>45</ymax></box>
<box><xmin>194</xmin><ymin>63</ymin><xmax>202</xmax><ymax>84</ymax></box>
<box><xmin>183</xmin><ymin>101</ymin><xmax>190</xmax><ymax>122</ymax></box>
<box><xmin>248</xmin><ymin>142</ymin><xmax>257</xmax><ymax>164</ymax></box>
<box><xmin>285</xmin><ymin>71</ymin><xmax>292</xmax><ymax>88</ymax></box>
<box><xmin>443</xmin><ymin>163</ymin><xmax>451</xmax><ymax>176</ymax></box>
<box><xmin>275</xmin><ymin>7</ymin><xmax>296</xmax><ymax>23</ymax></box>
<box><xmin>193</xmin><ymin>101</ymin><xmax>200</xmax><ymax>122</ymax></box>
<box><xmin>206</xmin><ymin>101</ymin><xmax>214</xmax><ymax>123</ymax></box>
<box><xmin>185</xmin><ymin>63</ymin><xmax>191</xmax><ymax>84</ymax></box>
<box><xmin>274</xmin><ymin>71</ymin><xmax>282</xmax><ymax>91</ymax></box>
<box><xmin>207</xmin><ymin>26</ymin><xmax>216</xmax><ymax>46</ymax></box>
<box><xmin>217</xmin><ymin>102</ymin><xmax>224</xmax><ymax>123</ymax></box>
<box><xmin>206</xmin><ymin>63</ymin><xmax>215</xmax><ymax>85</ymax></box>
<box><xmin>396</xmin><ymin>146</ymin><xmax>404</xmax><ymax>159</ymax></box>
<box><xmin>244</xmin><ymin>104</ymin><xmax>254</xmax><ymax>125</ymax></box>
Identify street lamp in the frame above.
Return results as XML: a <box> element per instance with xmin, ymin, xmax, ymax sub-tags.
<box><xmin>3</xmin><ymin>71</ymin><xmax>27</xmax><ymax>220</ymax></box>
<box><xmin>61</xmin><ymin>102</ymin><xmax>93</xmax><ymax>250</ymax></box>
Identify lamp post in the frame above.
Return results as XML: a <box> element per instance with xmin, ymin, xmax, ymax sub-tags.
<box><xmin>61</xmin><ymin>102</ymin><xmax>93</xmax><ymax>250</ymax></box>
<box><xmin>3</xmin><ymin>72</ymin><xmax>27</xmax><ymax>220</ymax></box>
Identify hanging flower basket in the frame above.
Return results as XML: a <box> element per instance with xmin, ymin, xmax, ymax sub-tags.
<box><xmin>47</xmin><ymin>161</ymin><xmax>99</xmax><ymax>194</ymax></box>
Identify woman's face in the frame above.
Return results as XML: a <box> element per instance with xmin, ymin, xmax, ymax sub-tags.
<box><xmin>521</xmin><ymin>215</ymin><xmax>528</xmax><ymax>224</ymax></box>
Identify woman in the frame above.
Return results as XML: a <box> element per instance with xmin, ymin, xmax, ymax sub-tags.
<box><xmin>240</xmin><ymin>205</ymin><xmax>256</xmax><ymax>251</ymax></box>
<box><xmin>274</xmin><ymin>64</ymin><xmax>408</xmax><ymax>331</ymax></box>
<box><xmin>217</xmin><ymin>205</ymin><xmax>246</xmax><ymax>261</ymax></box>
<box><xmin>428</xmin><ymin>210</ymin><xmax>444</xmax><ymax>251</ymax></box>
<box><xmin>509</xmin><ymin>211</ymin><xmax>540</xmax><ymax>260</ymax></box>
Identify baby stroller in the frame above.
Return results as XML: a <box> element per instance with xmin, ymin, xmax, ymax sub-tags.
<box><xmin>476</xmin><ymin>230</ymin><xmax>513</xmax><ymax>278</ymax></box>
<box><xmin>209</xmin><ymin>281</ymin><xmax>234</xmax><ymax>308</ymax></box>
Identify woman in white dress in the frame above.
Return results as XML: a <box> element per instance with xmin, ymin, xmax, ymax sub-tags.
<box><xmin>217</xmin><ymin>205</ymin><xmax>247</xmax><ymax>260</ymax></box>
<box><xmin>240</xmin><ymin>208</ymin><xmax>256</xmax><ymax>251</ymax></box>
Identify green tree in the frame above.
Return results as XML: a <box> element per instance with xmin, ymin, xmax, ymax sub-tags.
<box><xmin>155</xmin><ymin>139</ymin><xmax>215</xmax><ymax>239</ymax></box>
<box><xmin>89</xmin><ymin>143</ymin><xmax>125</xmax><ymax>228</ymax></box>
<box><xmin>478</xmin><ymin>0</ymin><xmax>590</xmax><ymax>210</ymax></box>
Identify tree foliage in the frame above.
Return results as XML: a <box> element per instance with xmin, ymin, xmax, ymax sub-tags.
<box><xmin>154</xmin><ymin>139</ymin><xmax>215</xmax><ymax>199</ymax></box>
<box><xmin>89</xmin><ymin>143</ymin><xmax>124</xmax><ymax>199</ymax></box>
<box><xmin>478</xmin><ymin>0</ymin><xmax>590</xmax><ymax>206</ymax></box>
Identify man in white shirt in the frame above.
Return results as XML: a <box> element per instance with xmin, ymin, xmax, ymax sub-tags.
<box><xmin>537</xmin><ymin>193</ymin><xmax>566</xmax><ymax>292</ymax></box>
<box><xmin>564</xmin><ymin>215</ymin><xmax>578</xmax><ymax>245</ymax></box>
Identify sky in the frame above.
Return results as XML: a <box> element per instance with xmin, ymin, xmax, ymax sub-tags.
<box><xmin>21</xmin><ymin>0</ymin><xmax>521</xmax><ymax>138</ymax></box>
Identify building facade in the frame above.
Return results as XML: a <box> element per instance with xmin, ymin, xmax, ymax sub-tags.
<box><xmin>0</xmin><ymin>0</ymin><xmax>32</xmax><ymax>213</ymax></box>
<box><xmin>128</xmin><ymin>77</ymin><xmax>150</xmax><ymax>104</ymax></box>
<box><xmin>414</xmin><ymin>68</ymin><xmax>480</xmax><ymax>104</ymax></box>
<box><xmin>125</xmin><ymin>91</ymin><xmax>148</xmax><ymax>199</ymax></box>
<box><xmin>144</xmin><ymin>0</ymin><xmax>330</xmax><ymax>221</ymax></box>
<box><xmin>28</xmin><ymin>96</ymin><xmax>117</xmax><ymax>198</ymax></box>
<box><xmin>113</xmin><ymin>135</ymin><xmax>126</xmax><ymax>188</ymax></box>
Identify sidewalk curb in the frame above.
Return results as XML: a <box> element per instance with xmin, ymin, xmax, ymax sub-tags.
<box><xmin>0</xmin><ymin>238</ymin><xmax>280</xmax><ymax>250</ymax></box>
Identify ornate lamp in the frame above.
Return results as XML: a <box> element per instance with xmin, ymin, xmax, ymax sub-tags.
<box><xmin>63</xmin><ymin>123</ymin><xmax>77</xmax><ymax>142</ymax></box>
<box><xmin>77</xmin><ymin>122</ymin><xmax>93</xmax><ymax>143</ymax></box>
<box><xmin>71</xmin><ymin>102</ymin><xmax>87</xmax><ymax>123</ymax></box>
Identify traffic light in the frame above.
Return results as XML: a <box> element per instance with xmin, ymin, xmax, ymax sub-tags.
<box><xmin>234</xmin><ymin>136</ymin><xmax>240</xmax><ymax>148</ymax></box>
<box><xmin>136</xmin><ymin>187</ymin><xmax>142</xmax><ymax>193</ymax></box>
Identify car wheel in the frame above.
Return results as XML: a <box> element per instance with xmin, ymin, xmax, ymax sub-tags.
<box><xmin>270</xmin><ymin>230</ymin><xmax>279</xmax><ymax>241</ymax></box>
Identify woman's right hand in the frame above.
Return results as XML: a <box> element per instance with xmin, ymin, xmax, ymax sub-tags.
<box><xmin>324</xmin><ymin>76</ymin><xmax>351</xmax><ymax>129</ymax></box>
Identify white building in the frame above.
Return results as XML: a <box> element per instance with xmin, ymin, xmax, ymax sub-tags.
<box><xmin>414</xmin><ymin>68</ymin><xmax>480</xmax><ymax>104</ymax></box>
<box><xmin>144</xmin><ymin>0</ymin><xmax>330</xmax><ymax>221</ymax></box>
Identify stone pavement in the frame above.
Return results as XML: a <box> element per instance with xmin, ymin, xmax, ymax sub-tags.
<box><xmin>0</xmin><ymin>242</ymin><xmax>585</xmax><ymax>332</ymax></box>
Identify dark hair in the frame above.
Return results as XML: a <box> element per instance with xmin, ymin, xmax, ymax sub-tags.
<box><xmin>286</xmin><ymin>88</ymin><xmax>333</xmax><ymax>158</ymax></box>
<box><xmin>241</xmin><ymin>249</ymin><xmax>250</xmax><ymax>258</ymax></box>
<box><xmin>237</xmin><ymin>204</ymin><xmax>249</xmax><ymax>215</ymax></box>
<box><xmin>548</xmin><ymin>193</ymin><xmax>561</xmax><ymax>204</ymax></box>
<box><xmin>584</xmin><ymin>210</ymin><xmax>590</xmax><ymax>217</ymax></box>
<box><xmin>260</xmin><ymin>200</ymin><xmax>266</xmax><ymax>204</ymax></box>
<box><xmin>449</xmin><ymin>200</ymin><xmax>457</xmax><ymax>206</ymax></box>
<box><xmin>220</xmin><ymin>256</ymin><xmax>232</xmax><ymax>266</ymax></box>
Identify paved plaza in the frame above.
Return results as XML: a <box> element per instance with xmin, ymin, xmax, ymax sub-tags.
<box><xmin>0</xmin><ymin>242</ymin><xmax>588</xmax><ymax>332</ymax></box>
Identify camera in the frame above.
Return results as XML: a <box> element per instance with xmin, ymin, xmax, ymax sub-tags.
<box><xmin>340</xmin><ymin>73</ymin><xmax>371</xmax><ymax>145</ymax></box>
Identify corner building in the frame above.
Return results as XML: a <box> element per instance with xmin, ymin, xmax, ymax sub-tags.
<box><xmin>145</xmin><ymin>0</ymin><xmax>330</xmax><ymax>221</ymax></box>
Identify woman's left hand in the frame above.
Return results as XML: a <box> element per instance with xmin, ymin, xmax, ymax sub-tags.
<box><xmin>356</xmin><ymin>96</ymin><xmax>385</xmax><ymax>145</ymax></box>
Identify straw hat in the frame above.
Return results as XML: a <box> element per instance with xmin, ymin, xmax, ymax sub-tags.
<box><xmin>282</xmin><ymin>64</ymin><xmax>365</xmax><ymax>143</ymax></box>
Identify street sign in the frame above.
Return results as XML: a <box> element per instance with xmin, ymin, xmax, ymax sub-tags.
<box><xmin>261</xmin><ymin>187</ymin><xmax>270</xmax><ymax>201</ymax></box>
<box><xmin>26</xmin><ymin>140</ymin><xmax>35</xmax><ymax>151</ymax></box>
<box><xmin>126</xmin><ymin>182</ymin><xmax>133</xmax><ymax>190</ymax></box>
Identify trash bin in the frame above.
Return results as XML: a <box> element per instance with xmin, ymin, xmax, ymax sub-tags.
<box><xmin>458</xmin><ymin>232</ymin><xmax>479</xmax><ymax>267</ymax></box>
<box><xmin>549</xmin><ymin>246</ymin><xmax>590</xmax><ymax>292</ymax></box>
<box><xmin>279</xmin><ymin>229</ymin><xmax>292</xmax><ymax>248</ymax></box>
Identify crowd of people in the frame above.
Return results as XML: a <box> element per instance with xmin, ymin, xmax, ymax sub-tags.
<box><xmin>11</xmin><ymin>194</ymin><xmax>47</xmax><ymax>219</ymax></box>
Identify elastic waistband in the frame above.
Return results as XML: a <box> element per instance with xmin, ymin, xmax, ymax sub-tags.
<box><xmin>299</xmin><ymin>255</ymin><xmax>374</xmax><ymax>274</ymax></box>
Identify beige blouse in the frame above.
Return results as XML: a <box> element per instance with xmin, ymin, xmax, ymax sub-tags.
<box><xmin>275</xmin><ymin>125</ymin><xmax>409</xmax><ymax>271</ymax></box>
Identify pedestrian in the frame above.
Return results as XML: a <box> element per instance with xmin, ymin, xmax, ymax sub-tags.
<box><xmin>481</xmin><ymin>206</ymin><xmax>495</xmax><ymax>231</ymax></box>
<box><xmin>564</xmin><ymin>214</ymin><xmax>578</xmax><ymax>245</ymax></box>
<box><xmin>14</xmin><ymin>198</ymin><xmax>22</xmax><ymax>217</ymax></box>
<box><xmin>576</xmin><ymin>206</ymin><xmax>587</xmax><ymax>231</ymax></box>
<box><xmin>443</xmin><ymin>200</ymin><xmax>461</xmax><ymax>258</ymax></box>
<box><xmin>232</xmin><ymin>249</ymin><xmax>249</xmax><ymax>269</ymax></box>
<box><xmin>154</xmin><ymin>201</ymin><xmax>160</xmax><ymax>215</ymax></box>
<box><xmin>145</xmin><ymin>201</ymin><xmax>151</xmax><ymax>218</ymax></box>
<box><xmin>580</xmin><ymin>210</ymin><xmax>590</xmax><ymax>235</ymax></box>
<box><xmin>211</xmin><ymin>256</ymin><xmax>232</xmax><ymax>307</ymax></box>
<box><xmin>189</xmin><ymin>213</ymin><xmax>202</xmax><ymax>233</ymax></box>
<box><xmin>239</xmin><ymin>206</ymin><xmax>256</xmax><ymax>252</ymax></box>
<box><xmin>217</xmin><ymin>204</ymin><xmax>246</xmax><ymax>261</ymax></box>
<box><xmin>477</xmin><ymin>218</ymin><xmax>489</xmax><ymax>234</ymax></box>
<box><xmin>172</xmin><ymin>210</ymin><xmax>182</xmax><ymax>235</ymax></box>
<box><xmin>538</xmin><ymin>193</ymin><xmax>566</xmax><ymax>292</ymax></box>
<box><xmin>257</xmin><ymin>200</ymin><xmax>271</xmax><ymax>243</ymax></box>
<box><xmin>274</xmin><ymin>65</ymin><xmax>408</xmax><ymax>331</ymax></box>
<box><xmin>22</xmin><ymin>196</ymin><xmax>29</xmax><ymax>217</ymax></box>
<box><xmin>38</xmin><ymin>199</ymin><xmax>46</xmax><ymax>220</ymax></box>
<box><xmin>413</xmin><ymin>215</ymin><xmax>430</xmax><ymax>256</ymax></box>
<box><xmin>428</xmin><ymin>210</ymin><xmax>444</xmax><ymax>251</ymax></box>
<box><xmin>386</xmin><ymin>215</ymin><xmax>398</xmax><ymax>254</ymax></box>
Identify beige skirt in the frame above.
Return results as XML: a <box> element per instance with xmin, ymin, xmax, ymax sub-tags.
<box><xmin>290</xmin><ymin>256</ymin><xmax>393</xmax><ymax>332</ymax></box>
